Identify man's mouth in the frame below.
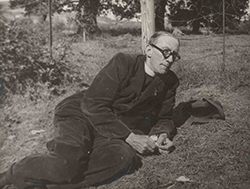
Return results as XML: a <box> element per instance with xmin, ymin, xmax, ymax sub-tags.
<box><xmin>161</xmin><ymin>64</ymin><xmax>169</xmax><ymax>69</ymax></box>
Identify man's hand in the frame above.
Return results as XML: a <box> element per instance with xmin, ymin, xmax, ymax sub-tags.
<box><xmin>155</xmin><ymin>133</ymin><xmax>174</xmax><ymax>154</ymax></box>
<box><xmin>125</xmin><ymin>133</ymin><xmax>156</xmax><ymax>155</ymax></box>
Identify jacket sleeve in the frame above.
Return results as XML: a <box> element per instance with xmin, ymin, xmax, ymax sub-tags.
<box><xmin>81</xmin><ymin>53</ymin><xmax>132</xmax><ymax>139</ymax></box>
<box><xmin>149</xmin><ymin>73</ymin><xmax>179</xmax><ymax>139</ymax></box>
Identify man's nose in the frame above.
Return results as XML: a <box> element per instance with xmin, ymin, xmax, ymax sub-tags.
<box><xmin>163</xmin><ymin>61</ymin><xmax>173</xmax><ymax>69</ymax></box>
<box><xmin>165</xmin><ymin>55</ymin><xmax>174</xmax><ymax>63</ymax></box>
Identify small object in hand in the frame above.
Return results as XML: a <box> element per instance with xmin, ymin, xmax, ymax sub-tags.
<box><xmin>149</xmin><ymin>135</ymin><xmax>158</xmax><ymax>142</ymax></box>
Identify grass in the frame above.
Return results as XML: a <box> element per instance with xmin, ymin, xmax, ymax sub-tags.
<box><xmin>0</xmin><ymin>7</ymin><xmax>250</xmax><ymax>189</ymax></box>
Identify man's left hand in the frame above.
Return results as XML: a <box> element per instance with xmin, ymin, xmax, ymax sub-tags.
<box><xmin>155</xmin><ymin>133</ymin><xmax>174</xmax><ymax>153</ymax></box>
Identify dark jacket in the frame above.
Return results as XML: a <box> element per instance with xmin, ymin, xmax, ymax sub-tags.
<box><xmin>80</xmin><ymin>53</ymin><xmax>179</xmax><ymax>140</ymax></box>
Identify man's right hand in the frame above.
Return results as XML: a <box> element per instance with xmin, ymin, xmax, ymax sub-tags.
<box><xmin>125</xmin><ymin>132</ymin><xmax>156</xmax><ymax>155</ymax></box>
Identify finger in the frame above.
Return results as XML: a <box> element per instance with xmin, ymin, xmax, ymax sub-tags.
<box><xmin>158</xmin><ymin>141</ymin><xmax>174</xmax><ymax>150</ymax></box>
<box><xmin>138</xmin><ymin>148</ymin><xmax>144</xmax><ymax>155</ymax></box>
<box><xmin>163</xmin><ymin>138</ymin><xmax>173</xmax><ymax>147</ymax></box>
<box><xmin>146</xmin><ymin>144</ymin><xmax>156</xmax><ymax>153</ymax></box>
<box><xmin>137</xmin><ymin>137</ymin><xmax>156</xmax><ymax>154</ymax></box>
<box><xmin>156</xmin><ymin>133</ymin><xmax>168</xmax><ymax>146</ymax></box>
<box><xmin>139</xmin><ymin>145</ymin><xmax>154</xmax><ymax>155</ymax></box>
<box><xmin>146</xmin><ymin>137</ymin><xmax>156</xmax><ymax>150</ymax></box>
<box><xmin>156</xmin><ymin>135</ymin><xmax>165</xmax><ymax>146</ymax></box>
<box><xmin>150</xmin><ymin>135</ymin><xmax>158</xmax><ymax>142</ymax></box>
<box><xmin>159</xmin><ymin>148</ymin><xmax>169</xmax><ymax>154</ymax></box>
<box><xmin>158</xmin><ymin>145</ymin><xmax>170</xmax><ymax>151</ymax></box>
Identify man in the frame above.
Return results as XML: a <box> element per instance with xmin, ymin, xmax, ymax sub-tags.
<box><xmin>0</xmin><ymin>31</ymin><xmax>181</xmax><ymax>189</ymax></box>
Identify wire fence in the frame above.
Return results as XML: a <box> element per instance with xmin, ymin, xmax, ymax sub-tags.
<box><xmin>44</xmin><ymin>0</ymin><xmax>249</xmax><ymax>72</ymax></box>
<box><xmin>121</xmin><ymin>0</ymin><xmax>248</xmax><ymax>70</ymax></box>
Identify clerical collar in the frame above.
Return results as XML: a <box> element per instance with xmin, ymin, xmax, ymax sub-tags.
<box><xmin>144</xmin><ymin>62</ymin><xmax>155</xmax><ymax>77</ymax></box>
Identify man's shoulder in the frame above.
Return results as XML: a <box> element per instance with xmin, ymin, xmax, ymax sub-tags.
<box><xmin>113</xmin><ymin>52</ymin><xmax>144</xmax><ymax>65</ymax></box>
<box><xmin>161</xmin><ymin>70</ymin><xmax>179</xmax><ymax>86</ymax></box>
<box><xmin>100</xmin><ymin>52</ymin><xmax>144</xmax><ymax>79</ymax></box>
<box><xmin>168</xmin><ymin>70</ymin><xmax>179</xmax><ymax>80</ymax></box>
<box><xmin>107</xmin><ymin>52</ymin><xmax>145</xmax><ymax>74</ymax></box>
<box><xmin>161</xmin><ymin>70</ymin><xmax>178</xmax><ymax>80</ymax></box>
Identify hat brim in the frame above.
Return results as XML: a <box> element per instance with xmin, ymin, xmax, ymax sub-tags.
<box><xmin>203</xmin><ymin>98</ymin><xmax>225</xmax><ymax>120</ymax></box>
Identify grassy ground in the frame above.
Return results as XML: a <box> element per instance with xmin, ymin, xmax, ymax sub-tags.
<box><xmin>0</xmin><ymin>3</ymin><xmax>250</xmax><ymax>188</ymax></box>
<box><xmin>1</xmin><ymin>33</ymin><xmax>249</xmax><ymax>189</ymax></box>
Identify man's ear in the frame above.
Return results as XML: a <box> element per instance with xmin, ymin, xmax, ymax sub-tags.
<box><xmin>145</xmin><ymin>45</ymin><xmax>152</xmax><ymax>58</ymax></box>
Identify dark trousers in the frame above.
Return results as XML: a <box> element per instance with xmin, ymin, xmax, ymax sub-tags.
<box><xmin>5</xmin><ymin>115</ymin><xmax>140</xmax><ymax>189</ymax></box>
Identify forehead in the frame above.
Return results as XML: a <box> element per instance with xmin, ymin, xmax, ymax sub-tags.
<box><xmin>155</xmin><ymin>35</ymin><xmax>179</xmax><ymax>50</ymax></box>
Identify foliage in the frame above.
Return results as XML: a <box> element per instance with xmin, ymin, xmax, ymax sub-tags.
<box><xmin>226</xmin><ymin>17</ymin><xmax>250</xmax><ymax>34</ymax></box>
<box><xmin>167</xmin><ymin>0</ymin><xmax>249</xmax><ymax>33</ymax></box>
<box><xmin>10</xmin><ymin>0</ymin><xmax>101</xmax><ymax>34</ymax></box>
<box><xmin>8</xmin><ymin>0</ymin><xmax>167</xmax><ymax>33</ymax></box>
<box><xmin>0</xmin><ymin>4</ymin><xmax>7</xmax><ymax>40</ymax></box>
<box><xmin>9</xmin><ymin>0</ymin><xmax>69</xmax><ymax>16</ymax></box>
<box><xmin>237</xmin><ymin>19</ymin><xmax>250</xmax><ymax>34</ymax></box>
<box><xmin>10</xmin><ymin>0</ymin><xmax>48</xmax><ymax>18</ymax></box>
<box><xmin>0</xmin><ymin>18</ymin><xmax>83</xmax><ymax>102</ymax></box>
<box><xmin>10</xmin><ymin>0</ymin><xmax>250</xmax><ymax>35</ymax></box>
<box><xmin>75</xmin><ymin>0</ymin><xmax>100</xmax><ymax>35</ymax></box>
<box><xmin>101</xmin><ymin>0</ymin><xmax>140</xmax><ymax>21</ymax></box>
<box><xmin>9</xmin><ymin>0</ymin><xmax>138</xmax><ymax>20</ymax></box>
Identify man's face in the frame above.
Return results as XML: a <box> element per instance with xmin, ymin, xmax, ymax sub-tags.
<box><xmin>146</xmin><ymin>35</ymin><xmax>180</xmax><ymax>75</ymax></box>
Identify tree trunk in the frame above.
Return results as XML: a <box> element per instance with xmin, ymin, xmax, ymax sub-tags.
<box><xmin>42</xmin><ymin>14</ymin><xmax>47</xmax><ymax>21</ymax></box>
<box><xmin>192</xmin><ymin>19</ymin><xmax>201</xmax><ymax>33</ymax></box>
<box><xmin>76</xmin><ymin>0</ymin><xmax>100</xmax><ymax>36</ymax></box>
<box><xmin>140</xmin><ymin>0</ymin><xmax>155</xmax><ymax>53</ymax></box>
<box><xmin>155</xmin><ymin>0</ymin><xmax>167</xmax><ymax>31</ymax></box>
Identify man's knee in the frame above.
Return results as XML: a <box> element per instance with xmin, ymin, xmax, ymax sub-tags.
<box><xmin>97</xmin><ymin>140</ymin><xmax>140</xmax><ymax>184</ymax></box>
<box><xmin>47</xmin><ymin>139</ymin><xmax>89</xmax><ymax>163</ymax></box>
<box><xmin>109</xmin><ymin>140</ymin><xmax>138</xmax><ymax>170</ymax></box>
<box><xmin>119</xmin><ymin>142</ymin><xmax>135</xmax><ymax>161</ymax></box>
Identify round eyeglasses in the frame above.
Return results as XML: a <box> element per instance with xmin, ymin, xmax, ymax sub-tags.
<box><xmin>150</xmin><ymin>43</ymin><xmax>181</xmax><ymax>62</ymax></box>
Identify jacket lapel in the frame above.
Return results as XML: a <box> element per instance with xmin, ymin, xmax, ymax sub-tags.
<box><xmin>129</xmin><ymin>55</ymin><xmax>167</xmax><ymax>106</ymax></box>
<box><xmin>133</xmin><ymin>75</ymin><xmax>166</xmax><ymax>106</ymax></box>
<box><xmin>130</xmin><ymin>56</ymin><xmax>146</xmax><ymax>96</ymax></box>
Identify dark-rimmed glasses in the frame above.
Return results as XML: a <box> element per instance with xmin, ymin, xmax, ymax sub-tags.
<box><xmin>150</xmin><ymin>43</ymin><xmax>181</xmax><ymax>62</ymax></box>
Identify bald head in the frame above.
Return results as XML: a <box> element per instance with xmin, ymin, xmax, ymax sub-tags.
<box><xmin>148</xmin><ymin>31</ymin><xmax>180</xmax><ymax>50</ymax></box>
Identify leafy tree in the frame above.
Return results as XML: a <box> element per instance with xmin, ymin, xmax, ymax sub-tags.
<box><xmin>10</xmin><ymin>0</ymin><xmax>48</xmax><ymax>21</ymax></box>
<box><xmin>0</xmin><ymin>17</ymin><xmax>83</xmax><ymax>99</ymax></box>
<box><xmin>75</xmin><ymin>0</ymin><xmax>101</xmax><ymax>35</ymax></box>
<box><xmin>9</xmin><ymin>0</ymin><xmax>168</xmax><ymax>34</ymax></box>
<box><xmin>9</xmin><ymin>0</ymin><xmax>250</xmax><ymax>34</ymax></box>
<box><xmin>10</xmin><ymin>0</ymin><xmax>100</xmax><ymax>35</ymax></box>
<box><xmin>167</xmin><ymin>0</ymin><xmax>249</xmax><ymax>33</ymax></box>
<box><xmin>0</xmin><ymin>3</ymin><xmax>7</xmax><ymax>39</ymax></box>
<box><xmin>102</xmin><ymin>0</ymin><xmax>140</xmax><ymax>21</ymax></box>
<box><xmin>155</xmin><ymin>0</ymin><xmax>167</xmax><ymax>31</ymax></box>
<box><xmin>103</xmin><ymin>0</ymin><xmax>249</xmax><ymax>32</ymax></box>
<box><xmin>0</xmin><ymin>4</ymin><xmax>7</xmax><ymax>103</ymax></box>
<box><xmin>102</xmin><ymin>0</ymin><xmax>171</xmax><ymax>31</ymax></box>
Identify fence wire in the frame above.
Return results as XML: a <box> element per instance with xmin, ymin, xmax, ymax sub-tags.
<box><xmin>14</xmin><ymin>0</ymin><xmax>248</xmax><ymax>68</ymax></box>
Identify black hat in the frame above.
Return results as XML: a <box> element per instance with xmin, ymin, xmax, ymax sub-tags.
<box><xmin>185</xmin><ymin>98</ymin><xmax>225</xmax><ymax>125</ymax></box>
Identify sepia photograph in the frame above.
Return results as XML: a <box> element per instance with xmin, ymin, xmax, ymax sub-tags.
<box><xmin>0</xmin><ymin>0</ymin><xmax>249</xmax><ymax>188</ymax></box>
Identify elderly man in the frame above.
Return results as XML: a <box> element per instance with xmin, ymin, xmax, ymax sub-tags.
<box><xmin>0</xmin><ymin>31</ymin><xmax>181</xmax><ymax>189</ymax></box>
